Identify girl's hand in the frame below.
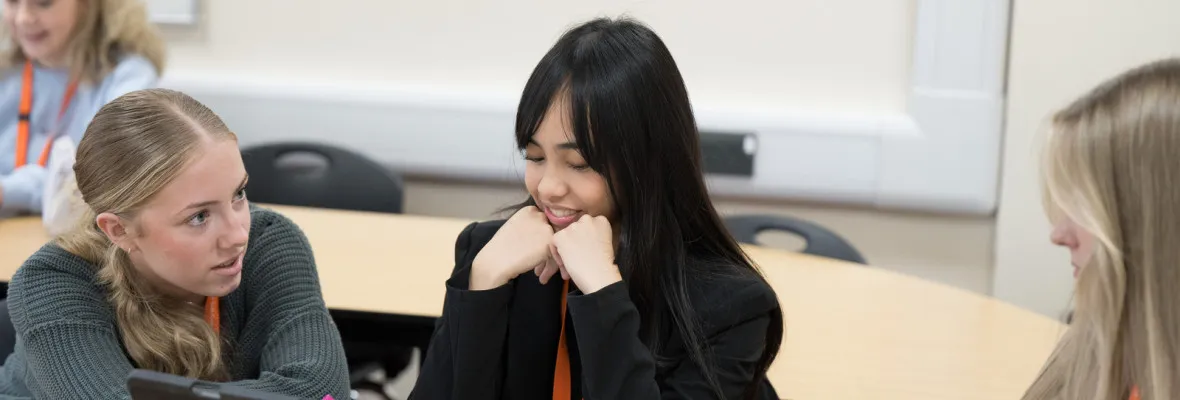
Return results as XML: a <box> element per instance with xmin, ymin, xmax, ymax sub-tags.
<box><xmin>552</xmin><ymin>215</ymin><xmax>621</xmax><ymax>294</ymax></box>
<box><xmin>471</xmin><ymin>206</ymin><xmax>557</xmax><ymax>290</ymax></box>
<box><xmin>534</xmin><ymin>242</ymin><xmax>568</xmax><ymax>285</ymax></box>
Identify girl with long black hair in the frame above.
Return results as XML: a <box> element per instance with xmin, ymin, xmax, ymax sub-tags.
<box><xmin>412</xmin><ymin>17</ymin><xmax>784</xmax><ymax>400</ymax></box>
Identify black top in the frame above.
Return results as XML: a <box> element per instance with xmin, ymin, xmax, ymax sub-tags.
<box><xmin>411</xmin><ymin>220</ymin><xmax>781</xmax><ymax>400</ymax></box>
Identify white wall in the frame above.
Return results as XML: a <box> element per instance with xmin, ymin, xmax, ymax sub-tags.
<box><xmin>993</xmin><ymin>0</ymin><xmax>1180</xmax><ymax>317</ymax></box>
<box><xmin>163</xmin><ymin>0</ymin><xmax>913</xmax><ymax>114</ymax></box>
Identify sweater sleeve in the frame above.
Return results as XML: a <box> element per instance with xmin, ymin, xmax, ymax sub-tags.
<box><xmin>69</xmin><ymin>55</ymin><xmax>158</xmax><ymax>145</ymax></box>
<box><xmin>98</xmin><ymin>56</ymin><xmax>158</xmax><ymax>107</ymax></box>
<box><xmin>224</xmin><ymin>211</ymin><xmax>351</xmax><ymax>400</ymax></box>
<box><xmin>0</xmin><ymin>165</ymin><xmax>47</xmax><ymax>214</ymax></box>
<box><xmin>5</xmin><ymin>253</ymin><xmax>135</xmax><ymax>400</ymax></box>
<box><xmin>411</xmin><ymin>221</ymin><xmax>515</xmax><ymax>400</ymax></box>
<box><xmin>567</xmin><ymin>281</ymin><xmax>775</xmax><ymax>399</ymax></box>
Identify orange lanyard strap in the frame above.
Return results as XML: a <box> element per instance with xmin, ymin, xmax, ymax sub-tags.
<box><xmin>204</xmin><ymin>296</ymin><xmax>220</xmax><ymax>333</ymax></box>
<box><xmin>1129</xmin><ymin>386</ymin><xmax>1140</xmax><ymax>400</ymax></box>
<box><xmin>553</xmin><ymin>280</ymin><xmax>572</xmax><ymax>400</ymax></box>
<box><xmin>16</xmin><ymin>62</ymin><xmax>33</xmax><ymax>168</ymax></box>
<box><xmin>16</xmin><ymin>60</ymin><xmax>78</xmax><ymax>169</ymax></box>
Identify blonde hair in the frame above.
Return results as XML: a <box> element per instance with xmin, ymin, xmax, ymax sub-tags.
<box><xmin>0</xmin><ymin>0</ymin><xmax>166</xmax><ymax>82</ymax></box>
<box><xmin>1024</xmin><ymin>58</ymin><xmax>1180</xmax><ymax>400</ymax></box>
<box><xmin>56</xmin><ymin>88</ymin><xmax>236</xmax><ymax>380</ymax></box>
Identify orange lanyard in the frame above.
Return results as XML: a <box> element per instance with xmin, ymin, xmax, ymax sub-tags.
<box><xmin>16</xmin><ymin>60</ymin><xmax>78</xmax><ymax>169</ymax></box>
<box><xmin>553</xmin><ymin>280</ymin><xmax>579</xmax><ymax>400</ymax></box>
<box><xmin>1129</xmin><ymin>386</ymin><xmax>1140</xmax><ymax>400</ymax></box>
<box><xmin>203</xmin><ymin>296</ymin><xmax>220</xmax><ymax>333</ymax></box>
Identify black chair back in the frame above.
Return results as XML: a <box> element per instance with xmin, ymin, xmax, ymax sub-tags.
<box><xmin>724</xmin><ymin>214</ymin><xmax>867</xmax><ymax>264</ymax></box>
<box><xmin>240</xmin><ymin>142</ymin><xmax>404</xmax><ymax>214</ymax></box>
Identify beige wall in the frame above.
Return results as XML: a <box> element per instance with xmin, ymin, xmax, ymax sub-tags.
<box><xmin>162</xmin><ymin>0</ymin><xmax>913</xmax><ymax>114</ymax></box>
<box><xmin>993</xmin><ymin>0</ymin><xmax>1180</xmax><ymax>317</ymax></box>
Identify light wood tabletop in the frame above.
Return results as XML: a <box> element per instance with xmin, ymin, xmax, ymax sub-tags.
<box><xmin>0</xmin><ymin>205</ymin><xmax>1064</xmax><ymax>400</ymax></box>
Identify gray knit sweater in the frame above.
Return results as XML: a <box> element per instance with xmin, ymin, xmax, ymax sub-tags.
<box><xmin>0</xmin><ymin>206</ymin><xmax>351</xmax><ymax>399</ymax></box>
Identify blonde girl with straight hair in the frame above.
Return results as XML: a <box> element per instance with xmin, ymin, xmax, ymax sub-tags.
<box><xmin>1024</xmin><ymin>57</ymin><xmax>1180</xmax><ymax>400</ymax></box>
<box><xmin>0</xmin><ymin>88</ymin><xmax>350</xmax><ymax>399</ymax></box>
<box><xmin>0</xmin><ymin>0</ymin><xmax>164</xmax><ymax>218</ymax></box>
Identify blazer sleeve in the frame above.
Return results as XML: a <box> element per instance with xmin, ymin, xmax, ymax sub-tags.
<box><xmin>411</xmin><ymin>221</ymin><xmax>515</xmax><ymax>400</ymax></box>
<box><xmin>566</xmin><ymin>279</ymin><xmax>778</xmax><ymax>399</ymax></box>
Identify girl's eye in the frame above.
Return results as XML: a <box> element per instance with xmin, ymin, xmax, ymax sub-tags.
<box><xmin>187</xmin><ymin>210</ymin><xmax>209</xmax><ymax>227</ymax></box>
<box><xmin>234</xmin><ymin>188</ymin><xmax>247</xmax><ymax>201</ymax></box>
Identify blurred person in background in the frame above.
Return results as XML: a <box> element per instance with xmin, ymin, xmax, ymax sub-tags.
<box><xmin>0</xmin><ymin>0</ymin><xmax>165</xmax><ymax>228</ymax></box>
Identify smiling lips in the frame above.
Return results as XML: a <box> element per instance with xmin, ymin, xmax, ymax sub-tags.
<box><xmin>543</xmin><ymin>205</ymin><xmax>581</xmax><ymax>228</ymax></box>
<box><xmin>19</xmin><ymin>31</ymin><xmax>48</xmax><ymax>45</ymax></box>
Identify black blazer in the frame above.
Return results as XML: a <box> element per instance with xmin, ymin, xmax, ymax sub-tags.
<box><xmin>410</xmin><ymin>220</ymin><xmax>781</xmax><ymax>400</ymax></box>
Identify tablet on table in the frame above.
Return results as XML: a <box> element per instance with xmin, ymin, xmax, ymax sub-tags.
<box><xmin>126</xmin><ymin>369</ymin><xmax>302</xmax><ymax>400</ymax></box>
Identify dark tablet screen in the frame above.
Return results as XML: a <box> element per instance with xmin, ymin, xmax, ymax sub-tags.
<box><xmin>126</xmin><ymin>370</ymin><xmax>299</xmax><ymax>400</ymax></box>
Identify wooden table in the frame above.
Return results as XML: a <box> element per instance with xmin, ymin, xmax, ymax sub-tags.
<box><xmin>749</xmin><ymin>246</ymin><xmax>1064</xmax><ymax>400</ymax></box>
<box><xmin>0</xmin><ymin>205</ymin><xmax>1063</xmax><ymax>400</ymax></box>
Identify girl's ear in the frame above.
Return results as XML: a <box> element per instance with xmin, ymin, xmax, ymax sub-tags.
<box><xmin>95</xmin><ymin>212</ymin><xmax>135</xmax><ymax>252</ymax></box>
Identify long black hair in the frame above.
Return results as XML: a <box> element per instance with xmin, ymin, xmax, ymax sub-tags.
<box><xmin>512</xmin><ymin>17</ymin><xmax>783</xmax><ymax>398</ymax></box>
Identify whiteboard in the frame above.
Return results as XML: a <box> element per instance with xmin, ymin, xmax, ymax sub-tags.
<box><xmin>144</xmin><ymin>0</ymin><xmax>198</xmax><ymax>25</ymax></box>
<box><xmin>0</xmin><ymin>1</ymin><xmax>197</xmax><ymax>25</ymax></box>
